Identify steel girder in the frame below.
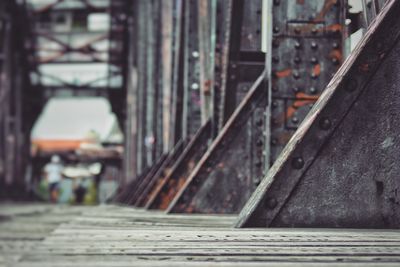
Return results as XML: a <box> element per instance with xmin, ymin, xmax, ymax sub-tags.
<box><xmin>0</xmin><ymin>0</ymin><xmax>35</xmax><ymax>199</ymax></box>
<box><xmin>166</xmin><ymin>0</ymin><xmax>345</xmax><ymax>214</ymax></box>
<box><xmin>142</xmin><ymin>0</ymin><xmax>265</xmax><ymax>211</ymax></box>
<box><xmin>236</xmin><ymin>0</ymin><xmax>400</xmax><ymax>228</ymax></box>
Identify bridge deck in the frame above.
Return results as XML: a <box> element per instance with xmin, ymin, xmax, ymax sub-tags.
<box><xmin>1</xmin><ymin>204</ymin><xmax>400</xmax><ymax>266</ymax></box>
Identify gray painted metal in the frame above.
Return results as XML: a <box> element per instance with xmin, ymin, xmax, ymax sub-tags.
<box><xmin>269</xmin><ymin>0</ymin><xmax>345</xmax><ymax>164</ymax></box>
<box><xmin>236</xmin><ymin>0</ymin><xmax>400</xmax><ymax>228</ymax></box>
<box><xmin>168</xmin><ymin>72</ymin><xmax>267</xmax><ymax>213</ymax></box>
<box><xmin>146</xmin><ymin>120</ymin><xmax>212</xmax><ymax>210</ymax></box>
<box><xmin>0</xmin><ymin>0</ymin><xmax>34</xmax><ymax>199</ymax></box>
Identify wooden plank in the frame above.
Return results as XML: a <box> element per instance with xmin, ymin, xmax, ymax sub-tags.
<box><xmin>1</xmin><ymin>204</ymin><xmax>400</xmax><ymax>266</ymax></box>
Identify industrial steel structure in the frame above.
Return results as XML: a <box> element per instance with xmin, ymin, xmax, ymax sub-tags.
<box><xmin>0</xmin><ymin>0</ymin><xmax>399</xmax><ymax>229</ymax></box>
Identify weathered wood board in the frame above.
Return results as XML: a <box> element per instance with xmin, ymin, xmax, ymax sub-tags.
<box><xmin>1</xmin><ymin>204</ymin><xmax>400</xmax><ymax>266</ymax></box>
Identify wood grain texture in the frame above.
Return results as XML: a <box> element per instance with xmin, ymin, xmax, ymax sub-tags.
<box><xmin>1</xmin><ymin>204</ymin><xmax>400</xmax><ymax>266</ymax></box>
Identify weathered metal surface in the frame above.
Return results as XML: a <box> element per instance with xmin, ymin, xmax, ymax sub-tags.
<box><xmin>117</xmin><ymin>154</ymin><xmax>167</xmax><ymax>205</ymax></box>
<box><xmin>168</xmin><ymin>73</ymin><xmax>267</xmax><ymax>213</ymax></box>
<box><xmin>236</xmin><ymin>0</ymin><xmax>400</xmax><ymax>228</ymax></box>
<box><xmin>146</xmin><ymin>120</ymin><xmax>212</xmax><ymax>210</ymax></box>
<box><xmin>269</xmin><ymin>0</ymin><xmax>345</xmax><ymax>165</ymax></box>
<box><xmin>0</xmin><ymin>0</ymin><xmax>35</xmax><ymax>199</ymax></box>
<box><xmin>132</xmin><ymin>140</ymin><xmax>185</xmax><ymax>207</ymax></box>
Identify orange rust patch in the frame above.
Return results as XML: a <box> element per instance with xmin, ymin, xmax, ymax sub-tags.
<box><xmin>324</xmin><ymin>24</ymin><xmax>342</xmax><ymax>33</ymax></box>
<box><xmin>312</xmin><ymin>64</ymin><xmax>321</xmax><ymax>77</ymax></box>
<box><xmin>274</xmin><ymin>68</ymin><xmax>292</xmax><ymax>78</ymax></box>
<box><xmin>329</xmin><ymin>49</ymin><xmax>343</xmax><ymax>62</ymax></box>
<box><xmin>274</xmin><ymin>92</ymin><xmax>320</xmax><ymax>124</ymax></box>
<box><xmin>359</xmin><ymin>63</ymin><xmax>370</xmax><ymax>72</ymax></box>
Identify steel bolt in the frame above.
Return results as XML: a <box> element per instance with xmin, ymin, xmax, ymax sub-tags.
<box><xmin>265</xmin><ymin>197</ymin><xmax>278</xmax><ymax>209</ymax></box>
<box><xmin>310</xmin><ymin>57</ymin><xmax>318</xmax><ymax>64</ymax></box>
<box><xmin>293</xmin><ymin>71</ymin><xmax>300</xmax><ymax>79</ymax></box>
<box><xmin>311</xmin><ymin>41</ymin><xmax>318</xmax><ymax>50</ymax></box>
<box><xmin>256</xmin><ymin>140</ymin><xmax>264</xmax><ymax>147</ymax></box>
<box><xmin>345</xmin><ymin>79</ymin><xmax>357</xmax><ymax>92</ymax></box>
<box><xmin>292</xmin><ymin>157</ymin><xmax>304</xmax><ymax>169</ymax></box>
<box><xmin>291</xmin><ymin>116</ymin><xmax>299</xmax><ymax>124</ymax></box>
<box><xmin>319</xmin><ymin>117</ymin><xmax>332</xmax><ymax>130</ymax></box>
<box><xmin>294</xmin><ymin>41</ymin><xmax>301</xmax><ymax>49</ymax></box>
<box><xmin>273</xmin><ymin>26</ymin><xmax>280</xmax><ymax>34</ymax></box>
<box><xmin>309</xmin><ymin>87</ymin><xmax>317</xmax><ymax>94</ymax></box>
<box><xmin>294</xmin><ymin>57</ymin><xmax>301</xmax><ymax>64</ymax></box>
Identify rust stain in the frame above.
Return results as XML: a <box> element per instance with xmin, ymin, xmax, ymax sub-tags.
<box><xmin>293</xmin><ymin>0</ymin><xmax>339</xmax><ymax>34</ymax></box>
<box><xmin>274</xmin><ymin>68</ymin><xmax>292</xmax><ymax>78</ymax></box>
<box><xmin>329</xmin><ymin>49</ymin><xmax>343</xmax><ymax>62</ymax></box>
<box><xmin>274</xmin><ymin>92</ymin><xmax>320</xmax><ymax>124</ymax></box>
<box><xmin>359</xmin><ymin>63</ymin><xmax>370</xmax><ymax>72</ymax></box>
<box><xmin>324</xmin><ymin>23</ymin><xmax>342</xmax><ymax>33</ymax></box>
<box><xmin>312</xmin><ymin>64</ymin><xmax>321</xmax><ymax>77</ymax></box>
<box><xmin>204</xmin><ymin>80</ymin><xmax>212</xmax><ymax>94</ymax></box>
<box><xmin>297</xmin><ymin>0</ymin><xmax>305</xmax><ymax>4</ymax></box>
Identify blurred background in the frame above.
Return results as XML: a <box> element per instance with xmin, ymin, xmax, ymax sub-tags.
<box><xmin>0</xmin><ymin>0</ymin><xmax>128</xmax><ymax>204</ymax></box>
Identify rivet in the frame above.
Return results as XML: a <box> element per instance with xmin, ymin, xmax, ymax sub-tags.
<box><xmin>272</xmin><ymin>56</ymin><xmax>279</xmax><ymax>63</ymax></box>
<box><xmin>319</xmin><ymin>117</ymin><xmax>331</xmax><ymax>130</ymax></box>
<box><xmin>273</xmin><ymin>26</ymin><xmax>280</xmax><ymax>34</ymax></box>
<box><xmin>310</xmin><ymin>57</ymin><xmax>318</xmax><ymax>64</ymax></box>
<box><xmin>291</xmin><ymin>116</ymin><xmax>299</xmax><ymax>124</ymax></box>
<box><xmin>311</xmin><ymin>73</ymin><xmax>318</xmax><ymax>79</ymax></box>
<box><xmin>192</xmin><ymin>51</ymin><xmax>199</xmax><ymax>58</ymax></box>
<box><xmin>311</xmin><ymin>41</ymin><xmax>318</xmax><ymax>50</ymax></box>
<box><xmin>294</xmin><ymin>41</ymin><xmax>301</xmax><ymax>49</ymax></box>
<box><xmin>294</xmin><ymin>57</ymin><xmax>301</xmax><ymax>64</ymax></box>
<box><xmin>191</xmin><ymin>83</ymin><xmax>199</xmax><ymax>90</ymax></box>
<box><xmin>311</xmin><ymin>28</ymin><xmax>317</xmax><ymax>34</ymax></box>
<box><xmin>293</xmin><ymin>71</ymin><xmax>300</xmax><ymax>79</ymax></box>
<box><xmin>292</xmin><ymin>87</ymin><xmax>300</xmax><ymax>93</ymax></box>
<box><xmin>332</xmin><ymin>57</ymin><xmax>339</xmax><ymax>65</ymax></box>
<box><xmin>256</xmin><ymin>140</ymin><xmax>263</xmax><ymax>147</ymax></box>
<box><xmin>272</xmin><ymin>101</ymin><xmax>278</xmax><ymax>108</ymax></box>
<box><xmin>345</xmin><ymin>79</ymin><xmax>357</xmax><ymax>92</ymax></box>
<box><xmin>265</xmin><ymin>197</ymin><xmax>278</xmax><ymax>209</ymax></box>
<box><xmin>332</xmin><ymin>42</ymin><xmax>339</xmax><ymax>49</ymax></box>
<box><xmin>292</xmin><ymin>157</ymin><xmax>304</xmax><ymax>169</ymax></box>
<box><xmin>271</xmin><ymin>139</ymin><xmax>278</xmax><ymax>145</ymax></box>
<box><xmin>294</xmin><ymin>27</ymin><xmax>301</xmax><ymax>34</ymax></box>
<box><xmin>309</xmin><ymin>87</ymin><xmax>317</xmax><ymax>94</ymax></box>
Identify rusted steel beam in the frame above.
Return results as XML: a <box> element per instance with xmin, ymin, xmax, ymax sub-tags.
<box><xmin>268</xmin><ymin>0</ymin><xmax>346</xmax><ymax>165</ymax></box>
<box><xmin>167</xmin><ymin>72</ymin><xmax>267</xmax><ymax>213</ymax></box>
<box><xmin>115</xmin><ymin>154</ymin><xmax>167</xmax><ymax>205</ymax></box>
<box><xmin>146</xmin><ymin>120</ymin><xmax>212</xmax><ymax>210</ymax></box>
<box><xmin>236</xmin><ymin>0</ymin><xmax>400</xmax><ymax>228</ymax></box>
<box><xmin>133</xmin><ymin>140</ymin><xmax>185</xmax><ymax>207</ymax></box>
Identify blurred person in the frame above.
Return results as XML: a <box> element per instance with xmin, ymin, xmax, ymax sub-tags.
<box><xmin>44</xmin><ymin>155</ymin><xmax>64</xmax><ymax>203</ymax></box>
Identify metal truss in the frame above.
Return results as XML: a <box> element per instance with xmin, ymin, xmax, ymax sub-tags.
<box><xmin>236</xmin><ymin>0</ymin><xmax>399</xmax><ymax>228</ymax></box>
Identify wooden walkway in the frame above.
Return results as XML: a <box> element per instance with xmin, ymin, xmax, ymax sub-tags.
<box><xmin>1</xmin><ymin>204</ymin><xmax>400</xmax><ymax>266</ymax></box>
